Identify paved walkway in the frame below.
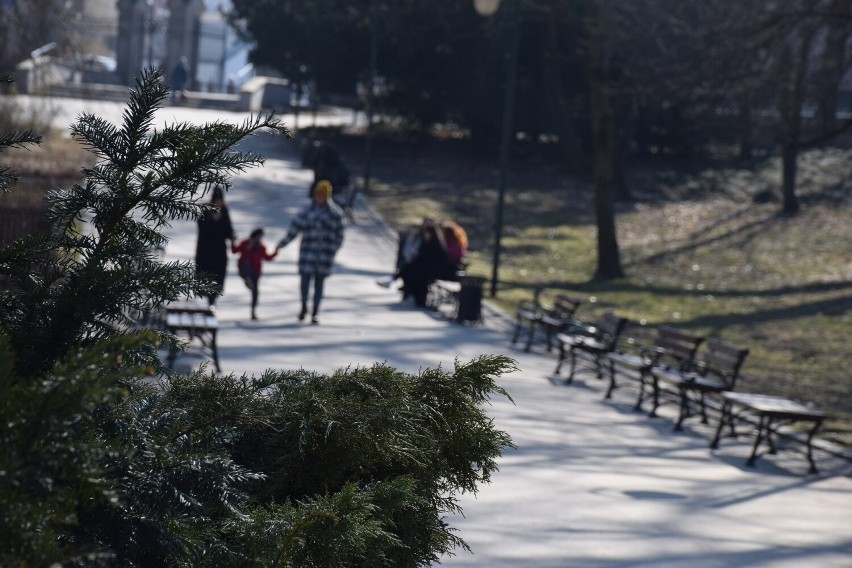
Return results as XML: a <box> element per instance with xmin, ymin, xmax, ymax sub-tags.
<box><xmin>42</xmin><ymin>98</ymin><xmax>852</xmax><ymax>567</ymax></box>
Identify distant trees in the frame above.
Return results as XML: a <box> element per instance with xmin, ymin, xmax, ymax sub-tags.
<box><xmin>228</xmin><ymin>0</ymin><xmax>852</xmax><ymax>283</ymax></box>
<box><xmin>752</xmin><ymin>0</ymin><xmax>852</xmax><ymax>214</ymax></box>
<box><xmin>0</xmin><ymin>0</ymin><xmax>77</xmax><ymax>72</ymax></box>
<box><xmin>608</xmin><ymin>0</ymin><xmax>852</xmax><ymax>215</ymax></box>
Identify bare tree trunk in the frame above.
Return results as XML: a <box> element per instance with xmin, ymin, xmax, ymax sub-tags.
<box><xmin>781</xmin><ymin>142</ymin><xmax>800</xmax><ymax>214</ymax></box>
<box><xmin>816</xmin><ymin>2</ymin><xmax>850</xmax><ymax>132</ymax></box>
<box><xmin>777</xmin><ymin>28</ymin><xmax>812</xmax><ymax>216</ymax></box>
<box><xmin>588</xmin><ymin>0</ymin><xmax>624</xmax><ymax>280</ymax></box>
<box><xmin>739</xmin><ymin>100</ymin><xmax>753</xmax><ymax>160</ymax></box>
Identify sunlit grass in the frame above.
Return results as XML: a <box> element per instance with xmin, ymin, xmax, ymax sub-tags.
<box><xmin>366</xmin><ymin>145</ymin><xmax>852</xmax><ymax>446</ymax></box>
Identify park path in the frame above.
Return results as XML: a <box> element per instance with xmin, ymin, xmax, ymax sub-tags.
<box><xmin>40</xmin><ymin>97</ymin><xmax>852</xmax><ymax>567</ymax></box>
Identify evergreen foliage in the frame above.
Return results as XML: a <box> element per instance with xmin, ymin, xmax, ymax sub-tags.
<box><xmin>0</xmin><ymin>70</ymin><xmax>515</xmax><ymax>566</ymax></box>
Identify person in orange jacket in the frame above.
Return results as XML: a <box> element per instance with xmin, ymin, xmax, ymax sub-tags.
<box><xmin>231</xmin><ymin>227</ymin><xmax>277</xmax><ymax>320</ymax></box>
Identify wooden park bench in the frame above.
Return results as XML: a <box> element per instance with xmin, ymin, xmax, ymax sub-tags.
<box><xmin>710</xmin><ymin>392</ymin><xmax>826</xmax><ymax>474</ymax></box>
<box><xmin>649</xmin><ymin>338</ymin><xmax>749</xmax><ymax>430</ymax></box>
<box><xmin>553</xmin><ymin>312</ymin><xmax>628</xmax><ymax>384</ymax></box>
<box><xmin>165</xmin><ymin>302</ymin><xmax>220</xmax><ymax>372</ymax></box>
<box><xmin>604</xmin><ymin>325</ymin><xmax>704</xmax><ymax>410</ymax></box>
<box><xmin>511</xmin><ymin>290</ymin><xmax>583</xmax><ymax>352</ymax></box>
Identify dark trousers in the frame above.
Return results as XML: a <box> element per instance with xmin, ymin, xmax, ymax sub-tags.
<box><xmin>246</xmin><ymin>274</ymin><xmax>260</xmax><ymax>309</ymax></box>
<box><xmin>300</xmin><ymin>272</ymin><xmax>327</xmax><ymax>314</ymax></box>
<box><xmin>400</xmin><ymin>263</ymin><xmax>431</xmax><ymax>307</ymax></box>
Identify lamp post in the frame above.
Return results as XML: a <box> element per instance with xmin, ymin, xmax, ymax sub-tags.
<box><xmin>474</xmin><ymin>0</ymin><xmax>522</xmax><ymax>298</ymax></box>
<box><xmin>363</xmin><ymin>0</ymin><xmax>379</xmax><ymax>195</ymax></box>
<box><xmin>144</xmin><ymin>0</ymin><xmax>157</xmax><ymax>70</ymax></box>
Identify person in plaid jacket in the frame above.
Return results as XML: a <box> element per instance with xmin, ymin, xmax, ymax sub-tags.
<box><xmin>276</xmin><ymin>179</ymin><xmax>345</xmax><ymax>324</ymax></box>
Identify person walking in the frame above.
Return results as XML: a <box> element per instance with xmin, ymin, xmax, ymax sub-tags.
<box><xmin>276</xmin><ymin>179</ymin><xmax>345</xmax><ymax>324</ymax></box>
<box><xmin>195</xmin><ymin>185</ymin><xmax>235</xmax><ymax>305</ymax></box>
<box><xmin>170</xmin><ymin>56</ymin><xmax>189</xmax><ymax>102</ymax></box>
<box><xmin>232</xmin><ymin>228</ymin><xmax>277</xmax><ymax>320</ymax></box>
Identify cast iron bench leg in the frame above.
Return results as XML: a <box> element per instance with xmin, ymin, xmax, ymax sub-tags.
<box><xmin>567</xmin><ymin>348</ymin><xmax>579</xmax><ymax>383</ymax></box>
<box><xmin>604</xmin><ymin>359</ymin><xmax>618</xmax><ymax>399</ymax></box>
<box><xmin>210</xmin><ymin>329</ymin><xmax>220</xmax><ymax>373</ymax></box>
<box><xmin>746</xmin><ymin>414</ymin><xmax>770</xmax><ymax>467</ymax></box>
<box><xmin>524</xmin><ymin>321</ymin><xmax>536</xmax><ymax>352</ymax></box>
<box><xmin>805</xmin><ymin>420</ymin><xmax>823</xmax><ymax>474</ymax></box>
<box><xmin>554</xmin><ymin>342</ymin><xmax>566</xmax><ymax>376</ymax></box>
<box><xmin>634</xmin><ymin>369</ymin><xmax>651</xmax><ymax>412</ymax></box>
<box><xmin>710</xmin><ymin>400</ymin><xmax>733</xmax><ymax>449</ymax></box>
<box><xmin>674</xmin><ymin>385</ymin><xmax>690</xmax><ymax>431</ymax></box>
<box><xmin>511</xmin><ymin>321</ymin><xmax>522</xmax><ymax>345</ymax></box>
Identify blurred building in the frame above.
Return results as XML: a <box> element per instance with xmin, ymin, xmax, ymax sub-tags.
<box><xmin>70</xmin><ymin>0</ymin><xmax>119</xmax><ymax>62</ymax></box>
<box><xmin>114</xmin><ymin>0</ymin><xmax>249</xmax><ymax>91</ymax></box>
<box><xmin>7</xmin><ymin>0</ymin><xmax>250</xmax><ymax>96</ymax></box>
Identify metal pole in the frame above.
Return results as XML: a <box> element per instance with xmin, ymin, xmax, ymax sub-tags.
<box><xmin>363</xmin><ymin>0</ymin><xmax>379</xmax><ymax>195</ymax></box>
<box><xmin>490</xmin><ymin>0</ymin><xmax>522</xmax><ymax>298</ymax></box>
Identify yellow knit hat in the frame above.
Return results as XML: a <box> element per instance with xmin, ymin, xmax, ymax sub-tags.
<box><xmin>314</xmin><ymin>179</ymin><xmax>333</xmax><ymax>201</ymax></box>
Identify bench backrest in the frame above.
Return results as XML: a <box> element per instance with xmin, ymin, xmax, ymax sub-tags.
<box><xmin>615</xmin><ymin>320</ymin><xmax>655</xmax><ymax>354</ymax></box>
<box><xmin>592</xmin><ymin>312</ymin><xmax>629</xmax><ymax>350</ymax></box>
<box><xmin>652</xmin><ymin>326</ymin><xmax>704</xmax><ymax>370</ymax></box>
<box><xmin>548</xmin><ymin>294</ymin><xmax>583</xmax><ymax>320</ymax></box>
<box><xmin>695</xmin><ymin>338</ymin><xmax>750</xmax><ymax>390</ymax></box>
<box><xmin>597</xmin><ymin>312</ymin><xmax>627</xmax><ymax>337</ymax></box>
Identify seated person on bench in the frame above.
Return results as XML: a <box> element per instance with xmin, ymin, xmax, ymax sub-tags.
<box><xmin>439</xmin><ymin>220</ymin><xmax>468</xmax><ymax>281</ymax></box>
<box><xmin>399</xmin><ymin>223</ymin><xmax>447</xmax><ymax>307</ymax></box>
<box><xmin>377</xmin><ymin>216</ymin><xmax>435</xmax><ymax>289</ymax></box>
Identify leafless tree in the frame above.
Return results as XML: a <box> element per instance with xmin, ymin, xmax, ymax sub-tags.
<box><xmin>0</xmin><ymin>0</ymin><xmax>78</xmax><ymax>72</ymax></box>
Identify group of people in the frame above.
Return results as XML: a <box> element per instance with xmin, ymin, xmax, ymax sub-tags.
<box><xmin>194</xmin><ymin>181</ymin><xmax>468</xmax><ymax>322</ymax></box>
<box><xmin>194</xmin><ymin>180</ymin><xmax>345</xmax><ymax>324</ymax></box>
<box><xmin>377</xmin><ymin>217</ymin><xmax>469</xmax><ymax>308</ymax></box>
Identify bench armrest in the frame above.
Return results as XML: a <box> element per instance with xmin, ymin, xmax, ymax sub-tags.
<box><xmin>562</xmin><ymin>321</ymin><xmax>600</xmax><ymax>337</ymax></box>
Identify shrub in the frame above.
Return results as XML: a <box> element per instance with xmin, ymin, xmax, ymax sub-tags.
<box><xmin>0</xmin><ymin>70</ymin><xmax>514</xmax><ymax>566</ymax></box>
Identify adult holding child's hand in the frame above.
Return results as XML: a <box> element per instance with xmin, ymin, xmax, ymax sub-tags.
<box><xmin>276</xmin><ymin>179</ymin><xmax>345</xmax><ymax>325</ymax></box>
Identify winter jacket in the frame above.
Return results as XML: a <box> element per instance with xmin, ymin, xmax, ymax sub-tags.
<box><xmin>231</xmin><ymin>239</ymin><xmax>277</xmax><ymax>278</ymax></box>
<box><xmin>195</xmin><ymin>207</ymin><xmax>235</xmax><ymax>285</ymax></box>
<box><xmin>277</xmin><ymin>202</ymin><xmax>345</xmax><ymax>277</ymax></box>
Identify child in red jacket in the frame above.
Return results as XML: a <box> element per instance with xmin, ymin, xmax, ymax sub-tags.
<box><xmin>231</xmin><ymin>228</ymin><xmax>277</xmax><ymax>320</ymax></box>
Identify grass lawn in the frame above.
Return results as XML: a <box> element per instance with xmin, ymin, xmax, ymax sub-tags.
<box><xmin>318</xmin><ymin>127</ymin><xmax>851</xmax><ymax>448</ymax></box>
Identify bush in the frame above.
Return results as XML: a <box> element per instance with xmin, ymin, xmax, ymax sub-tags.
<box><xmin>0</xmin><ymin>70</ymin><xmax>514</xmax><ymax>566</ymax></box>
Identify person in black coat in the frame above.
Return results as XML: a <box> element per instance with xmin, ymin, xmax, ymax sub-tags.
<box><xmin>399</xmin><ymin>223</ymin><xmax>446</xmax><ymax>307</ymax></box>
<box><xmin>195</xmin><ymin>186</ymin><xmax>236</xmax><ymax>305</ymax></box>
